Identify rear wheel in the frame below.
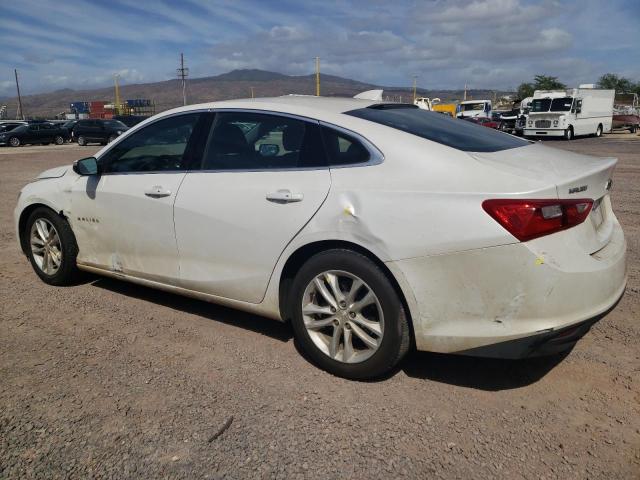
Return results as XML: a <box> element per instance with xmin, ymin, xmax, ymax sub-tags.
<box><xmin>9</xmin><ymin>136</ymin><xmax>20</xmax><ymax>147</ymax></box>
<box><xmin>630</xmin><ymin>125</ymin><xmax>637</xmax><ymax>134</ymax></box>
<box><xmin>77</xmin><ymin>136</ymin><xmax>87</xmax><ymax>146</ymax></box>
<box><xmin>25</xmin><ymin>208</ymin><xmax>80</xmax><ymax>286</ymax></box>
<box><xmin>54</xmin><ymin>135</ymin><xmax>64</xmax><ymax>145</ymax></box>
<box><xmin>564</xmin><ymin>126</ymin><xmax>574</xmax><ymax>140</ymax></box>
<box><xmin>290</xmin><ymin>249</ymin><xmax>410</xmax><ymax>380</ymax></box>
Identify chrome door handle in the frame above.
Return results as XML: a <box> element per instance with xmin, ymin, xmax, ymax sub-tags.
<box><xmin>144</xmin><ymin>185</ymin><xmax>172</xmax><ymax>198</ymax></box>
<box><xmin>266</xmin><ymin>189</ymin><xmax>304</xmax><ymax>203</ymax></box>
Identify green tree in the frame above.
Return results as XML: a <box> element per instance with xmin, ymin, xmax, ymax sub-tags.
<box><xmin>533</xmin><ymin>75</ymin><xmax>566</xmax><ymax>90</ymax></box>
<box><xmin>516</xmin><ymin>82</ymin><xmax>534</xmax><ymax>100</ymax></box>
<box><xmin>598</xmin><ymin>73</ymin><xmax>634</xmax><ymax>93</ymax></box>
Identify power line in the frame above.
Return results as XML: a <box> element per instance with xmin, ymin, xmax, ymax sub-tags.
<box><xmin>177</xmin><ymin>53</ymin><xmax>189</xmax><ymax>106</ymax></box>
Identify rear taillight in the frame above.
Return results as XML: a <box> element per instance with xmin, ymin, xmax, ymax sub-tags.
<box><xmin>482</xmin><ymin>198</ymin><xmax>593</xmax><ymax>242</ymax></box>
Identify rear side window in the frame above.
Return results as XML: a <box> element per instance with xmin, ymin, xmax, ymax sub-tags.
<box><xmin>321</xmin><ymin>127</ymin><xmax>370</xmax><ymax>166</ymax></box>
<box><xmin>346</xmin><ymin>106</ymin><xmax>528</xmax><ymax>152</ymax></box>
<box><xmin>202</xmin><ymin>112</ymin><xmax>326</xmax><ymax>170</ymax></box>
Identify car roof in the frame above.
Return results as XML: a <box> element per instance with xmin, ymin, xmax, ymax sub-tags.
<box><xmin>157</xmin><ymin>95</ymin><xmax>380</xmax><ymax>124</ymax></box>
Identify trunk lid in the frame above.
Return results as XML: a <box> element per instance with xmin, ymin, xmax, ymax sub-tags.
<box><xmin>470</xmin><ymin>143</ymin><xmax>617</xmax><ymax>253</ymax></box>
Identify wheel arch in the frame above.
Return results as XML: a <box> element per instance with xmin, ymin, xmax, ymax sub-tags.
<box><xmin>18</xmin><ymin>203</ymin><xmax>67</xmax><ymax>255</ymax></box>
<box><xmin>277</xmin><ymin>239</ymin><xmax>416</xmax><ymax>346</ymax></box>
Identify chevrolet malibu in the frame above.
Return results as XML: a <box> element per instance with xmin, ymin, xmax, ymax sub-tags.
<box><xmin>14</xmin><ymin>97</ymin><xmax>627</xmax><ymax>379</ymax></box>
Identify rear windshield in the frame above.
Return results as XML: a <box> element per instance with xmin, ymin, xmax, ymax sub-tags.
<box><xmin>345</xmin><ymin>105</ymin><xmax>528</xmax><ymax>152</ymax></box>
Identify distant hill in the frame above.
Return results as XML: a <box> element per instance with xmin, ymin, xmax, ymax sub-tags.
<box><xmin>0</xmin><ymin>69</ymin><xmax>511</xmax><ymax>119</ymax></box>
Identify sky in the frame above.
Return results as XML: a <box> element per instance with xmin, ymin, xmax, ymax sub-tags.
<box><xmin>1</xmin><ymin>0</ymin><xmax>639</xmax><ymax>97</ymax></box>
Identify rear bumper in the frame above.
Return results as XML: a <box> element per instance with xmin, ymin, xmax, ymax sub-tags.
<box><xmin>455</xmin><ymin>288</ymin><xmax>624</xmax><ymax>358</ymax></box>
<box><xmin>389</xmin><ymin>215</ymin><xmax>627</xmax><ymax>356</ymax></box>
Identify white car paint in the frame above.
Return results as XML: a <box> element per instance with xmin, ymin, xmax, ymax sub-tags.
<box><xmin>15</xmin><ymin>96</ymin><xmax>627</xmax><ymax>357</ymax></box>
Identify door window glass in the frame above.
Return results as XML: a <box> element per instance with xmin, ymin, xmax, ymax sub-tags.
<box><xmin>321</xmin><ymin>127</ymin><xmax>370</xmax><ymax>165</ymax></box>
<box><xmin>101</xmin><ymin>113</ymin><xmax>201</xmax><ymax>173</ymax></box>
<box><xmin>202</xmin><ymin>112</ymin><xmax>326</xmax><ymax>170</ymax></box>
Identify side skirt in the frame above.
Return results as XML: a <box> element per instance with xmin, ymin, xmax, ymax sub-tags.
<box><xmin>77</xmin><ymin>263</ymin><xmax>283</xmax><ymax>321</ymax></box>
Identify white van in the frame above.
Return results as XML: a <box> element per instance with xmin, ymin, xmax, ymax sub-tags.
<box><xmin>524</xmin><ymin>87</ymin><xmax>614</xmax><ymax>140</ymax></box>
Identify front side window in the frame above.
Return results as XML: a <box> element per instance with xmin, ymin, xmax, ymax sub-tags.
<box><xmin>101</xmin><ymin>113</ymin><xmax>201</xmax><ymax>173</ymax></box>
<box><xmin>202</xmin><ymin>112</ymin><xmax>326</xmax><ymax>170</ymax></box>
<box><xmin>346</xmin><ymin>105</ymin><xmax>528</xmax><ymax>153</ymax></box>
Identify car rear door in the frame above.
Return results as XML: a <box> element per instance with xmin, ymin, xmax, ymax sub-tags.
<box><xmin>173</xmin><ymin>111</ymin><xmax>330</xmax><ymax>303</ymax></box>
<box><xmin>69</xmin><ymin>112</ymin><xmax>208</xmax><ymax>284</ymax></box>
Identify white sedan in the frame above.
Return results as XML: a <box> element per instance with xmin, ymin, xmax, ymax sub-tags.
<box><xmin>14</xmin><ymin>96</ymin><xmax>627</xmax><ymax>379</ymax></box>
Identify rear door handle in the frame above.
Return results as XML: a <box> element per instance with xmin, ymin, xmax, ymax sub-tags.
<box><xmin>144</xmin><ymin>185</ymin><xmax>172</xmax><ymax>198</ymax></box>
<box><xmin>266</xmin><ymin>189</ymin><xmax>303</xmax><ymax>203</ymax></box>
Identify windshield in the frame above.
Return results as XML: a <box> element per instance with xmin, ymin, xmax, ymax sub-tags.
<box><xmin>460</xmin><ymin>103</ymin><xmax>486</xmax><ymax>111</ymax></box>
<box><xmin>104</xmin><ymin>120</ymin><xmax>128</xmax><ymax>129</ymax></box>
<box><xmin>550</xmin><ymin>97</ymin><xmax>573</xmax><ymax>112</ymax></box>
<box><xmin>346</xmin><ymin>105</ymin><xmax>528</xmax><ymax>152</ymax></box>
<box><xmin>530</xmin><ymin>99</ymin><xmax>552</xmax><ymax>112</ymax></box>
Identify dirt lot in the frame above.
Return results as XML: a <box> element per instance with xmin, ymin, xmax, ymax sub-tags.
<box><xmin>1</xmin><ymin>135</ymin><xmax>639</xmax><ymax>479</ymax></box>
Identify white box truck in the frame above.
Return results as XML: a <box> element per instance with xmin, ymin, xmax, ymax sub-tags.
<box><xmin>524</xmin><ymin>86</ymin><xmax>615</xmax><ymax>140</ymax></box>
<box><xmin>456</xmin><ymin>99</ymin><xmax>492</xmax><ymax>119</ymax></box>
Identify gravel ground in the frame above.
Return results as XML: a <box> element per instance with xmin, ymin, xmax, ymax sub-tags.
<box><xmin>1</xmin><ymin>135</ymin><xmax>639</xmax><ymax>479</ymax></box>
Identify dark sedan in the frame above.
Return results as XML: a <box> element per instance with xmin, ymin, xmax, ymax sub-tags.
<box><xmin>0</xmin><ymin>123</ymin><xmax>70</xmax><ymax>147</ymax></box>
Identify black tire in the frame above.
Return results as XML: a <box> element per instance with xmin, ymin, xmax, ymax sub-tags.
<box><xmin>564</xmin><ymin>126</ymin><xmax>574</xmax><ymax>140</ymax></box>
<box><xmin>630</xmin><ymin>125</ymin><xmax>637</xmax><ymax>134</ymax></box>
<box><xmin>9</xmin><ymin>136</ymin><xmax>20</xmax><ymax>147</ymax></box>
<box><xmin>108</xmin><ymin>135</ymin><xmax>117</xmax><ymax>143</ymax></box>
<box><xmin>77</xmin><ymin>136</ymin><xmax>87</xmax><ymax>146</ymax></box>
<box><xmin>595</xmin><ymin>124</ymin><xmax>603</xmax><ymax>137</ymax></box>
<box><xmin>24</xmin><ymin>207</ymin><xmax>80</xmax><ymax>286</ymax></box>
<box><xmin>54</xmin><ymin>135</ymin><xmax>64</xmax><ymax>145</ymax></box>
<box><xmin>289</xmin><ymin>249</ymin><xmax>410</xmax><ymax>380</ymax></box>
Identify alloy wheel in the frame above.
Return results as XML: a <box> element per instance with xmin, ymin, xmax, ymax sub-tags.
<box><xmin>301</xmin><ymin>270</ymin><xmax>384</xmax><ymax>363</ymax></box>
<box><xmin>9</xmin><ymin>137</ymin><xmax>20</xmax><ymax>147</ymax></box>
<box><xmin>30</xmin><ymin>218</ymin><xmax>62</xmax><ymax>275</ymax></box>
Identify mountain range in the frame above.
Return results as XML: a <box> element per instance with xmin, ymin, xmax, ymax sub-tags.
<box><xmin>1</xmin><ymin>69</ymin><xmax>510</xmax><ymax>119</ymax></box>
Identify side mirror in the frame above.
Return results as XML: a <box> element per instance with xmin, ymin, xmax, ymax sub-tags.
<box><xmin>259</xmin><ymin>144</ymin><xmax>279</xmax><ymax>157</ymax></box>
<box><xmin>73</xmin><ymin>157</ymin><xmax>100</xmax><ymax>176</ymax></box>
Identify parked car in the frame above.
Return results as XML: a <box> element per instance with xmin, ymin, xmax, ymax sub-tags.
<box><xmin>462</xmin><ymin>116</ymin><xmax>502</xmax><ymax>129</ymax></box>
<box><xmin>0</xmin><ymin>122</ymin><xmax>69</xmax><ymax>147</ymax></box>
<box><xmin>14</xmin><ymin>97</ymin><xmax>627</xmax><ymax>379</ymax></box>
<box><xmin>72</xmin><ymin>119</ymin><xmax>129</xmax><ymax>145</ymax></box>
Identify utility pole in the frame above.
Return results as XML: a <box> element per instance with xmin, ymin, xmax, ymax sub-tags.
<box><xmin>250</xmin><ymin>86</ymin><xmax>255</xmax><ymax>98</ymax></box>
<box><xmin>177</xmin><ymin>53</ymin><xmax>189</xmax><ymax>106</ymax></box>
<box><xmin>113</xmin><ymin>74</ymin><xmax>121</xmax><ymax>115</ymax></box>
<box><xmin>412</xmin><ymin>75</ymin><xmax>418</xmax><ymax>102</ymax></box>
<box><xmin>14</xmin><ymin>69</ymin><xmax>24</xmax><ymax>120</ymax></box>
<box><xmin>463</xmin><ymin>82</ymin><xmax>468</xmax><ymax>101</ymax></box>
<box><xmin>315</xmin><ymin>56</ymin><xmax>320</xmax><ymax>96</ymax></box>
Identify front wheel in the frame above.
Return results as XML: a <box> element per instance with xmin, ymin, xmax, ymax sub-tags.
<box><xmin>290</xmin><ymin>249</ymin><xmax>410</xmax><ymax>380</ymax></box>
<box><xmin>54</xmin><ymin>135</ymin><xmax>64</xmax><ymax>145</ymax></box>
<box><xmin>564</xmin><ymin>126</ymin><xmax>574</xmax><ymax>140</ymax></box>
<box><xmin>108</xmin><ymin>135</ymin><xmax>117</xmax><ymax>143</ymax></box>
<box><xmin>595</xmin><ymin>124</ymin><xmax>603</xmax><ymax>137</ymax></box>
<box><xmin>9</xmin><ymin>136</ymin><xmax>20</xmax><ymax>147</ymax></box>
<box><xmin>25</xmin><ymin>207</ymin><xmax>80</xmax><ymax>286</ymax></box>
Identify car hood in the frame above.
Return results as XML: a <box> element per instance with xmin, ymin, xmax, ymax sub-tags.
<box><xmin>37</xmin><ymin>165</ymin><xmax>69</xmax><ymax>180</ymax></box>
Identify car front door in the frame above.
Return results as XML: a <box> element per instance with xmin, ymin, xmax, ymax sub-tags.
<box><xmin>174</xmin><ymin>111</ymin><xmax>331</xmax><ymax>303</ymax></box>
<box><xmin>69</xmin><ymin>112</ymin><xmax>207</xmax><ymax>284</ymax></box>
